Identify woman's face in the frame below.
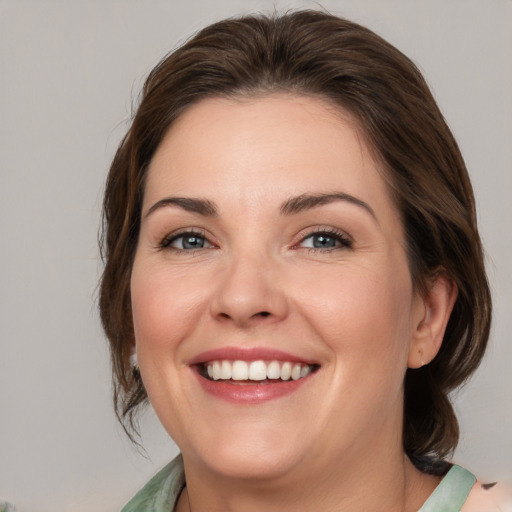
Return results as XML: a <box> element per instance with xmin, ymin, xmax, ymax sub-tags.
<box><xmin>131</xmin><ymin>94</ymin><xmax>426</xmax><ymax>480</ymax></box>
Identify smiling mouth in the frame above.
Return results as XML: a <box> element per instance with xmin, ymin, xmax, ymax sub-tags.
<box><xmin>198</xmin><ymin>360</ymin><xmax>320</xmax><ymax>383</ymax></box>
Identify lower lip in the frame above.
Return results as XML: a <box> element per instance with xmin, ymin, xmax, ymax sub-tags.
<box><xmin>192</xmin><ymin>369</ymin><xmax>313</xmax><ymax>404</ymax></box>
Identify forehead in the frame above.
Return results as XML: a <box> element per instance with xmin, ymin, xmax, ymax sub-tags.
<box><xmin>144</xmin><ymin>94</ymin><xmax>397</xmax><ymax>225</ymax></box>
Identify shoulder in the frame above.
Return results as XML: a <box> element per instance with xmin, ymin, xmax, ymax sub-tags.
<box><xmin>121</xmin><ymin>454</ymin><xmax>185</xmax><ymax>512</ymax></box>
<box><xmin>418</xmin><ymin>464</ymin><xmax>512</xmax><ymax>512</ymax></box>
<box><xmin>462</xmin><ymin>480</ymin><xmax>512</xmax><ymax>512</ymax></box>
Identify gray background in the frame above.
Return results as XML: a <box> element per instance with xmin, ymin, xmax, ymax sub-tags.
<box><xmin>0</xmin><ymin>1</ymin><xmax>510</xmax><ymax>510</ymax></box>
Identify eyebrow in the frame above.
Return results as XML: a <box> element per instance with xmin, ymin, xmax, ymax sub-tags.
<box><xmin>145</xmin><ymin>197</ymin><xmax>218</xmax><ymax>218</ymax></box>
<box><xmin>280</xmin><ymin>192</ymin><xmax>376</xmax><ymax>220</ymax></box>
<box><xmin>144</xmin><ymin>192</ymin><xmax>376</xmax><ymax>221</ymax></box>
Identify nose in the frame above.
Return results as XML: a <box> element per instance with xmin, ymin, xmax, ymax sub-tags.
<box><xmin>209</xmin><ymin>253</ymin><xmax>289</xmax><ymax>328</ymax></box>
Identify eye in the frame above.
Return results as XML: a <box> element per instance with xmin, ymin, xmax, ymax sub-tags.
<box><xmin>299</xmin><ymin>230</ymin><xmax>352</xmax><ymax>251</ymax></box>
<box><xmin>161</xmin><ymin>230</ymin><xmax>213</xmax><ymax>251</ymax></box>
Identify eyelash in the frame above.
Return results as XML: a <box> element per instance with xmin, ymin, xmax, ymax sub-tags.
<box><xmin>158</xmin><ymin>227</ymin><xmax>353</xmax><ymax>254</ymax></box>
<box><xmin>296</xmin><ymin>228</ymin><xmax>353</xmax><ymax>252</ymax></box>
<box><xmin>159</xmin><ymin>229</ymin><xmax>212</xmax><ymax>252</ymax></box>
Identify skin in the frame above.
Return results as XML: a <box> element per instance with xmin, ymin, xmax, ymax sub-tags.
<box><xmin>130</xmin><ymin>94</ymin><xmax>457</xmax><ymax>511</ymax></box>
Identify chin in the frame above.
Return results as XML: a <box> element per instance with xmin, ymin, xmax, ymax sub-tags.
<box><xmin>185</xmin><ymin>421</ymin><xmax>306</xmax><ymax>481</ymax></box>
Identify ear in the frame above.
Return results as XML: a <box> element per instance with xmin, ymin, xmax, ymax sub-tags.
<box><xmin>408</xmin><ymin>272</ymin><xmax>458</xmax><ymax>368</ymax></box>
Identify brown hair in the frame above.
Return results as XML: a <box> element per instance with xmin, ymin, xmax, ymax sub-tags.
<box><xmin>99</xmin><ymin>10</ymin><xmax>491</xmax><ymax>471</ymax></box>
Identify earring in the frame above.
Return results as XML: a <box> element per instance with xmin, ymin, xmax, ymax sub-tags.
<box><xmin>419</xmin><ymin>350</ymin><xmax>426</xmax><ymax>367</ymax></box>
<box><xmin>130</xmin><ymin>353</ymin><xmax>140</xmax><ymax>377</ymax></box>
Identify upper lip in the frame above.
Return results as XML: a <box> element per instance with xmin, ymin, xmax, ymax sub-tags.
<box><xmin>187</xmin><ymin>347</ymin><xmax>318</xmax><ymax>366</ymax></box>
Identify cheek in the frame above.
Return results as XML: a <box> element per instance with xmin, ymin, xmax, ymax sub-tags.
<box><xmin>293</xmin><ymin>261</ymin><xmax>414</xmax><ymax>368</ymax></box>
<box><xmin>130</xmin><ymin>261</ymin><xmax>208</xmax><ymax>356</ymax></box>
<box><xmin>129</xmin><ymin>261</ymin><xmax>212</xmax><ymax>430</ymax></box>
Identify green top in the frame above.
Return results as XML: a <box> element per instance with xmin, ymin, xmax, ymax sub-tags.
<box><xmin>419</xmin><ymin>464</ymin><xmax>476</xmax><ymax>512</ymax></box>
<box><xmin>121</xmin><ymin>455</ymin><xmax>476</xmax><ymax>511</ymax></box>
<box><xmin>121</xmin><ymin>455</ymin><xmax>185</xmax><ymax>512</ymax></box>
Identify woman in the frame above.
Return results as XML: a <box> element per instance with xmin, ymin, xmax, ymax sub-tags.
<box><xmin>99</xmin><ymin>10</ymin><xmax>508</xmax><ymax>511</ymax></box>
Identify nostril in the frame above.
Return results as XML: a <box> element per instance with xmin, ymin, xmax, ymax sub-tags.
<box><xmin>257</xmin><ymin>311</ymin><xmax>271</xmax><ymax>318</ymax></box>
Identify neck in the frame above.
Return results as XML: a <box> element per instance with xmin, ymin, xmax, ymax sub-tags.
<box><xmin>177</xmin><ymin>437</ymin><xmax>439</xmax><ymax>512</ymax></box>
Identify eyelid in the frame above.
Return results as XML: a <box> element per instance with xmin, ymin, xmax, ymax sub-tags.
<box><xmin>293</xmin><ymin>226</ymin><xmax>353</xmax><ymax>250</ymax></box>
<box><xmin>156</xmin><ymin>225</ymin><xmax>352</xmax><ymax>253</ymax></box>
<box><xmin>159</xmin><ymin>227</ymin><xmax>215</xmax><ymax>251</ymax></box>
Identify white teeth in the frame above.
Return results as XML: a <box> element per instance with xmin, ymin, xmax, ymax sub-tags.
<box><xmin>232</xmin><ymin>360</ymin><xmax>249</xmax><ymax>380</ymax></box>
<box><xmin>249</xmin><ymin>360</ymin><xmax>267</xmax><ymax>380</ymax></box>
<box><xmin>280</xmin><ymin>362</ymin><xmax>292</xmax><ymax>380</ymax></box>
<box><xmin>212</xmin><ymin>361</ymin><xmax>221</xmax><ymax>380</ymax></box>
<box><xmin>205</xmin><ymin>360</ymin><xmax>316</xmax><ymax>382</ymax></box>
<box><xmin>291</xmin><ymin>363</ymin><xmax>302</xmax><ymax>380</ymax></box>
<box><xmin>267</xmin><ymin>360</ymin><xmax>281</xmax><ymax>379</ymax></box>
<box><xmin>300</xmin><ymin>365</ymin><xmax>312</xmax><ymax>378</ymax></box>
<box><xmin>220</xmin><ymin>360</ymin><xmax>232</xmax><ymax>379</ymax></box>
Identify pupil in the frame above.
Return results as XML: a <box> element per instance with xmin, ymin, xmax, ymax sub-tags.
<box><xmin>183</xmin><ymin>235</ymin><xmax>204</xmax><ymax>249</ymax></box>
<box><xmin>313</xmin><ymin>235</ymin><xmax>335</xmax><ymax>248</ymax></box>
